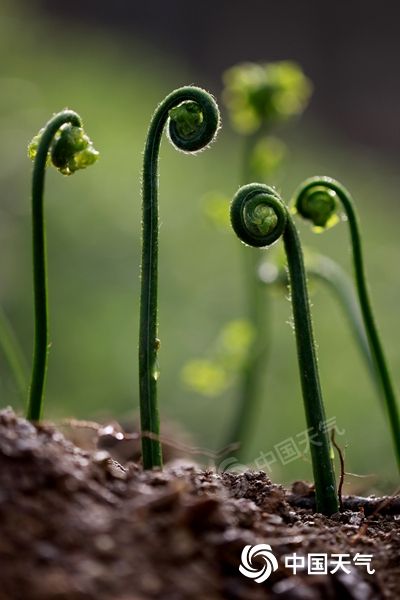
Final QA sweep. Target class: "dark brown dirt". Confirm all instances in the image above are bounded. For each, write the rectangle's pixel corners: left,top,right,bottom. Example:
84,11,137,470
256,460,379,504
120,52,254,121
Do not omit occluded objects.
0,408,399,600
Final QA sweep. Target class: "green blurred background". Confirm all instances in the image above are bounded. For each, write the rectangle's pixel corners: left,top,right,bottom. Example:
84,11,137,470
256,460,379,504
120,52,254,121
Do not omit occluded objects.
1,0,399,490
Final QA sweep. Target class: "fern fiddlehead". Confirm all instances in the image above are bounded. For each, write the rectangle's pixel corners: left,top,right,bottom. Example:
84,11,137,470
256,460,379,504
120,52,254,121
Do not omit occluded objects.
27,110,98,420
231,183,339,515
293,176,400,471
140,86,220,469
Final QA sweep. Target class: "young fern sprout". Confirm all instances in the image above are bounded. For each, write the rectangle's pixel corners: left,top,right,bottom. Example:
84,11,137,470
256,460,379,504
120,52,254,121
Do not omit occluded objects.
230,183,339,515
140,86,220,470
27,110,99,421
225,252,378,477
293,176,400,471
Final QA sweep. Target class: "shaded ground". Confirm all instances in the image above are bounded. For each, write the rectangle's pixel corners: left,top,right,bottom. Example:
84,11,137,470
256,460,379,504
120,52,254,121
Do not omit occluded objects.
0,409,399,599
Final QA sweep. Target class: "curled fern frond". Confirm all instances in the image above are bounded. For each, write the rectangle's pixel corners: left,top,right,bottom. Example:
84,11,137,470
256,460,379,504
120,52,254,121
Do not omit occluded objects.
294,182,340,230
27,110,98,421
230,183,339,515
230,183,287,247
139,86,220,469
293,176,400,472
28,115,98,175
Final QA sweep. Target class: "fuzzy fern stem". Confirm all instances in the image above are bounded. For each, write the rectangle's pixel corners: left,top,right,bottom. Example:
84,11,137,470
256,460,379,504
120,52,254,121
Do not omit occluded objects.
262,254,378,393
307,255,378,391
230,183,339,515
293,176,400,472
140,87,220,469
27,110,98,420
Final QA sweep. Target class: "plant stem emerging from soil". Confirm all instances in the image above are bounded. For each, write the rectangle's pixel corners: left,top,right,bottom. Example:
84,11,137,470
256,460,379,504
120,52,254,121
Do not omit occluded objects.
27,111,98,421
230,183,339,515
140,87,220,469
293,176,400,473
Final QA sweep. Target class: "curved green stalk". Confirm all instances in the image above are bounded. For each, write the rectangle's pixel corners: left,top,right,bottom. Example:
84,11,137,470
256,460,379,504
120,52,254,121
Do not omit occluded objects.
27,110,98,421
293,177,400,472
267,254,378,392
0,306,28,399
231,183,339,515
307,255,378,391
140,87,220,469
